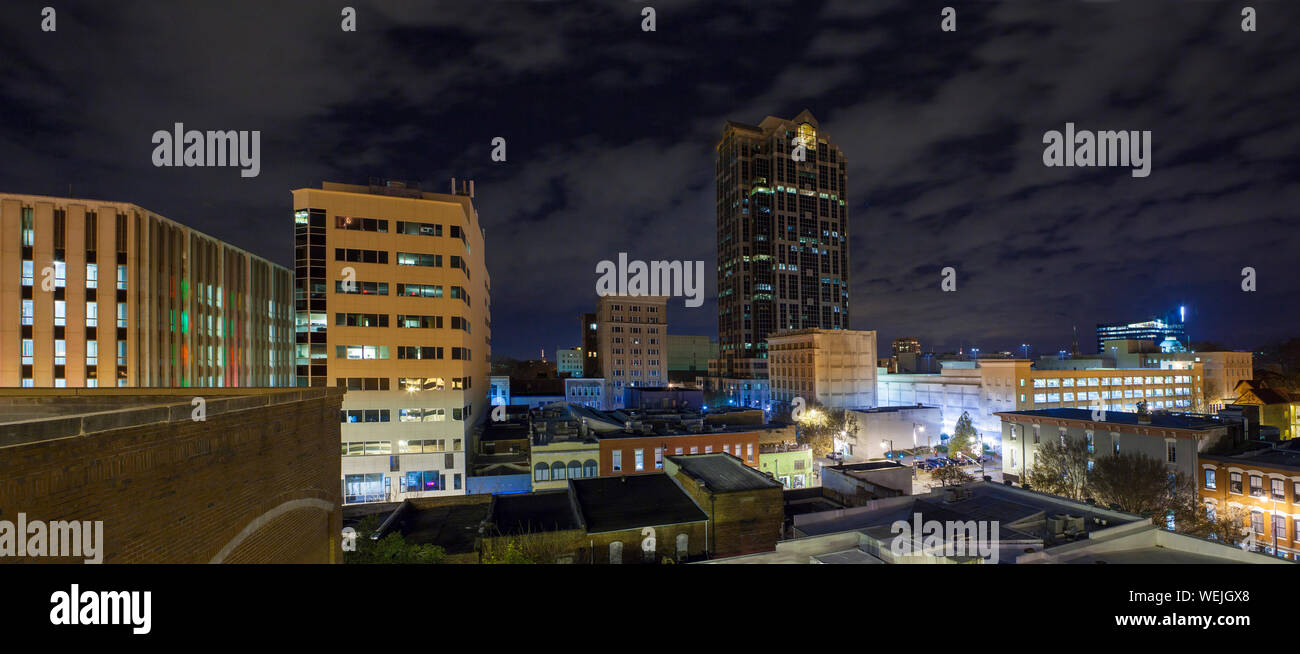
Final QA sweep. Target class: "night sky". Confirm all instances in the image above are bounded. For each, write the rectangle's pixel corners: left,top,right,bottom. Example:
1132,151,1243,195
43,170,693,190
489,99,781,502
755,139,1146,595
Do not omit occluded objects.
2,1,1297,359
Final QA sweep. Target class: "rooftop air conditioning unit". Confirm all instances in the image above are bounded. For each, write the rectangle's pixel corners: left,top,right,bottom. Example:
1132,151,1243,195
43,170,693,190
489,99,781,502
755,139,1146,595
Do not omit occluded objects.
1046,514,1067,536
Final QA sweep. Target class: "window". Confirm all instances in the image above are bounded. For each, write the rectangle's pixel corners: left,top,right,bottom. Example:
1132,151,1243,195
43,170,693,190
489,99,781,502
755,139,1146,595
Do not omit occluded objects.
343,473,387,504
609,541,623,565
1250,475,1264,497
634,448,644,472
85,301,96,327
583,460,598,478
54,301,66,326
1272,478,1285,501
612,450,623,472
396,252,442,267
1273,514,1287,541
747,443,754,461
1251,511,1265,534
534,463,549,482
551,462,567,481
21,300,33,326
86,263,97,288
1204,468,1216,490
568,460,582,479
403,471,441,493
655,448,663,470
1166,441,1176,464
1229,472,1243,494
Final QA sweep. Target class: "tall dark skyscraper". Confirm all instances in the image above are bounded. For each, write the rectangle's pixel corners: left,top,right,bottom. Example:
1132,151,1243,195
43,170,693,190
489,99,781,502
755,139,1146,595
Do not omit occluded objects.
715,110,849,377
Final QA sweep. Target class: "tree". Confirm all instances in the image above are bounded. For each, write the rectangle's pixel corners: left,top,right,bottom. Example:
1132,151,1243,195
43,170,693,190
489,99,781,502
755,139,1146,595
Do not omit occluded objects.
947,411,979,459
933,465,975,487
345,516,447,564
1090,452,1197,525
1184,504,1253,547
1024,438,1091,501
794,402,859,458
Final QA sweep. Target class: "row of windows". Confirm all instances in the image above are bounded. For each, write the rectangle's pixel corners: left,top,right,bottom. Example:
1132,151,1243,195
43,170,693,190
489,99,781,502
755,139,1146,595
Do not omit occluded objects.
340,439,463,455
535,460,599,482
332,216,449,238
1206,469,1300,501
1030,375,1193,388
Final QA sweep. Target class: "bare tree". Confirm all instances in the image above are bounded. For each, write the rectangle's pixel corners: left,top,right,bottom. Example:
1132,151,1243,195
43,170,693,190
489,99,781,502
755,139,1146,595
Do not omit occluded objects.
1025,438,1091,501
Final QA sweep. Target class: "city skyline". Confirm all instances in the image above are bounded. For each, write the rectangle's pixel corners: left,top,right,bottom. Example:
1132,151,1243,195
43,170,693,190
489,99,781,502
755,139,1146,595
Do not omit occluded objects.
2,1,1297,360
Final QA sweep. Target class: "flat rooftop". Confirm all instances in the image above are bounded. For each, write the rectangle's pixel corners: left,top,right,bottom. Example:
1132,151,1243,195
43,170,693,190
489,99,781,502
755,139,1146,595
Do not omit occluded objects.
995,408,1227,431
570,474,708,534
667,453,783,493
0,388,343,448
487,491,581,536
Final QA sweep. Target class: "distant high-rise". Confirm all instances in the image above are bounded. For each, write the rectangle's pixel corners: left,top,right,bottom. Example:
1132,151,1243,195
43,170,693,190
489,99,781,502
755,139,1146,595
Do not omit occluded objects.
1096,308,1186,353
892,337,921,355
715,110,849,378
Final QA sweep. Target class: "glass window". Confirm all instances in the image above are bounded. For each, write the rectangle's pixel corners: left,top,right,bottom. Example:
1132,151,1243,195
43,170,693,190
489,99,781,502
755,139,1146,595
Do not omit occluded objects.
534,463,548,482
1204,468,1216,490
583,460,598,478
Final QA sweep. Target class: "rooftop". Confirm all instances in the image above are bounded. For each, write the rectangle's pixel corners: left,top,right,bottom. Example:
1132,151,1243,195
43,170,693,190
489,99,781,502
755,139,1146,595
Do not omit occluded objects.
667,453,783,493
995,408,1228,431
570,474,708,534
0,387,342,448
487,491,581,536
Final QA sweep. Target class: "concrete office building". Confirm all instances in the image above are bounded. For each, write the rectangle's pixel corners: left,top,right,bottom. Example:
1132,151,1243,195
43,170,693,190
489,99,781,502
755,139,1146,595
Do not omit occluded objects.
595,295,667,408
0,193,293,389
1047,338,1252,411
768,328,877,410
556,346,583,377
292,180,491,504
715,110,850,385
877,358,1206,446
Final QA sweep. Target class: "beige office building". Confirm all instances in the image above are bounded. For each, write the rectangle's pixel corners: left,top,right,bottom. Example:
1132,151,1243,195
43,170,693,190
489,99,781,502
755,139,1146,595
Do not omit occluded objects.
768,328,877,409
595,295,667,408
0,193,292,389
292,180,491,504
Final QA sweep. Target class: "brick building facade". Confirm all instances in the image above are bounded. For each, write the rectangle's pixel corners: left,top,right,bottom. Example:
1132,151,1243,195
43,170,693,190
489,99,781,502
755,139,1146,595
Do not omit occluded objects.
0,387,344,563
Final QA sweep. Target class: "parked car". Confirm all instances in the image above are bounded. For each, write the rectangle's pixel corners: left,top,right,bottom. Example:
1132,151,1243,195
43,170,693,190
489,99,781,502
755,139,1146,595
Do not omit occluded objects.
827,451,844,462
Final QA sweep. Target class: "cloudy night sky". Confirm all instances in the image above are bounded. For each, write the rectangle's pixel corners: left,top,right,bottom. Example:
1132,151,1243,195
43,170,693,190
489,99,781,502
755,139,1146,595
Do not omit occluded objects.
1,0,1297,359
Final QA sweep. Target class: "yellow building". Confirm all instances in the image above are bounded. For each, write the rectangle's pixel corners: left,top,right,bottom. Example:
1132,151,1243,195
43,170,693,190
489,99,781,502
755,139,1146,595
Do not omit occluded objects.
1233,381,1300,440
292,180,491,504
0,193,292,388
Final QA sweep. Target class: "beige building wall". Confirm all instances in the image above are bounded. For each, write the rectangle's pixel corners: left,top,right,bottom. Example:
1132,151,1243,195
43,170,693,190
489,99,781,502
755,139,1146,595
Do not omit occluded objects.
292,181,491,503
768,328,877,409
0,193,292,389
595,295,667,408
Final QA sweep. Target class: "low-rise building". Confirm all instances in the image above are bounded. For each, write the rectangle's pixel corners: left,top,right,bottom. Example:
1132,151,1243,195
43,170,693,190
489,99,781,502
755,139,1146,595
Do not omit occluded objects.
1199,443,1300,560
481,474,710,563
822,461,914,502
995,408,1234,485
703,482,1289,564
664,453,785,557
758,443,815,489
565,377,608,410
1233,381,1300,441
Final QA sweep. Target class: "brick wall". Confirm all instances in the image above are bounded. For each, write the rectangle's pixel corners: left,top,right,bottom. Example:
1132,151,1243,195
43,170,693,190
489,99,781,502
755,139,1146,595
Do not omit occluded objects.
0,388,344,564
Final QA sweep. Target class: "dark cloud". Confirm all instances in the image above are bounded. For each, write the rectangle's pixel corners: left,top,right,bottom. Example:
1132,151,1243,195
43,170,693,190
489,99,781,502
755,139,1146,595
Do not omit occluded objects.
0,0,1296,359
